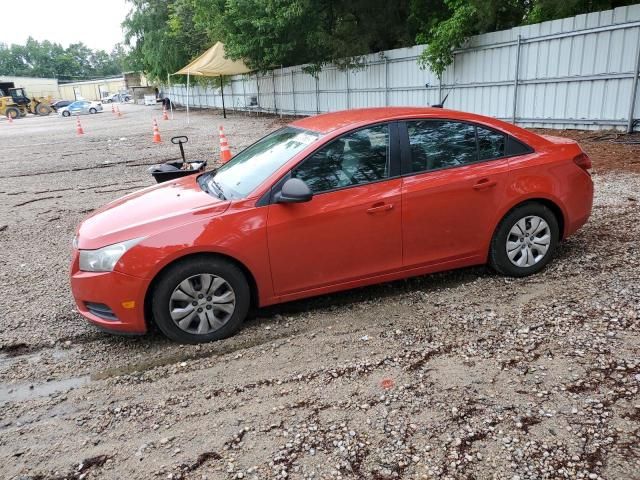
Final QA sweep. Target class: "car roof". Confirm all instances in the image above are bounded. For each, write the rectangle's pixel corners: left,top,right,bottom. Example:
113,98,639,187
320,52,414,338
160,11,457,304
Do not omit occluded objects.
289,107,468,134
288,107,547,147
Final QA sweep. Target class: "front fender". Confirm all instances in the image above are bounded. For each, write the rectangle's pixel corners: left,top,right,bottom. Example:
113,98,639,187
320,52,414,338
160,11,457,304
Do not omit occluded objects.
115,203,274,306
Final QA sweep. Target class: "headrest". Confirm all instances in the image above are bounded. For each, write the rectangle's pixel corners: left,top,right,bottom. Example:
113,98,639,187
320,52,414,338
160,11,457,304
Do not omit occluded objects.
348,135,372,154
325,139,345,157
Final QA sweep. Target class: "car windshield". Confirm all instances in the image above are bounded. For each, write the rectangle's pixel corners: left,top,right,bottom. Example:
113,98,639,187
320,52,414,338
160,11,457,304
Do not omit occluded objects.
199,127,320,200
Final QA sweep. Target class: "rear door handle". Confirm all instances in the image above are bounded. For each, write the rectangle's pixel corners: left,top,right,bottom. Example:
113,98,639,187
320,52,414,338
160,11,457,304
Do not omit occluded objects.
366,203,394,214
473,178,497,190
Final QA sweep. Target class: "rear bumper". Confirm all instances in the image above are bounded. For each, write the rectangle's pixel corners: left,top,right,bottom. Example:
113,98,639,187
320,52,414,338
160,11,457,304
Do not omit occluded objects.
70,263,148,334
563,172,594,238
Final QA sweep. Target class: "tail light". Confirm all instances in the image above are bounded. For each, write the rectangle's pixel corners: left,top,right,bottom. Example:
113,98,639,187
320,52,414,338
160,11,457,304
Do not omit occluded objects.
573,152,592,173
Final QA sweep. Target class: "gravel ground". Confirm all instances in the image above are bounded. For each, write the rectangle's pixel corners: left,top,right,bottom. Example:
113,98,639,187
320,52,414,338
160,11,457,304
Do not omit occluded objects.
0,105,638,480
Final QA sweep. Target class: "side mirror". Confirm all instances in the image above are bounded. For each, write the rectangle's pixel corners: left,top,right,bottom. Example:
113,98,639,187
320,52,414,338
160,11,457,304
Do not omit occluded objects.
275,178,313,203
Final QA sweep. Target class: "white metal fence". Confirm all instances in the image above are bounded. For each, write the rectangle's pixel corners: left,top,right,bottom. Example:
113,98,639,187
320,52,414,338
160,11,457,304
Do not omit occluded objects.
165,4,640,132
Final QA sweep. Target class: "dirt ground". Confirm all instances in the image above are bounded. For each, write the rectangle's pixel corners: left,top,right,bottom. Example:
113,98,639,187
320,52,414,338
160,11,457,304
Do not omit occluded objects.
0,105,639,480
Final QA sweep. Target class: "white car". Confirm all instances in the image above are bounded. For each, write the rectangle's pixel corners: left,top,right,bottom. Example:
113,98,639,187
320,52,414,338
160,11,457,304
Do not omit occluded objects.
103,93,131,103
58,101,104,117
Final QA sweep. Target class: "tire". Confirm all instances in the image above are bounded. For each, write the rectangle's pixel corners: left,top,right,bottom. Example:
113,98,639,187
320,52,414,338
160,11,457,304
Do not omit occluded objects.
151,257,250,344
5,107,20,119
489,202,559,277
89,108,97,114
35,103,52,116
106,99,112,103
62,110,71,117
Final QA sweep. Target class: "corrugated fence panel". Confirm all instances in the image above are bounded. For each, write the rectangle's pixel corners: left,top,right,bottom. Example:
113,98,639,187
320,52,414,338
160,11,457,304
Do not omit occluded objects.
167,4,640,131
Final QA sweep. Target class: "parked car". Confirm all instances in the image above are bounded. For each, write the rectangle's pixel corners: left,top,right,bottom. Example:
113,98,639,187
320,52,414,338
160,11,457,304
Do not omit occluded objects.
103,93,131,103
50,99,73,111
70,107,593,344
58,100,103,116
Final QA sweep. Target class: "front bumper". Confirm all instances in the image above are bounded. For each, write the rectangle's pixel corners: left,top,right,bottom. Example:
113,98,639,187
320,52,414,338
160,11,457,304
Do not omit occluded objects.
70,260,148,334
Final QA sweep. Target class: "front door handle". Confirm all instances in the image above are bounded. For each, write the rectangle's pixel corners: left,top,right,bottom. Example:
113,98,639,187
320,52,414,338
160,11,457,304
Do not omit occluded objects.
473,178,497,190
366,203,394,214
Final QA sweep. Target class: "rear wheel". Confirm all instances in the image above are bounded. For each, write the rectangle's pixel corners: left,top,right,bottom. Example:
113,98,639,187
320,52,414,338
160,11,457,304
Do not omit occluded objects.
5,107,20,119
489,203,559,277
151,257,250,344
35,103,52,116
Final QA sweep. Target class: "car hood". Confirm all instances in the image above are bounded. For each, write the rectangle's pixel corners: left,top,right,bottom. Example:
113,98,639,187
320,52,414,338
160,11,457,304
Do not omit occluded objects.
77,174,229,249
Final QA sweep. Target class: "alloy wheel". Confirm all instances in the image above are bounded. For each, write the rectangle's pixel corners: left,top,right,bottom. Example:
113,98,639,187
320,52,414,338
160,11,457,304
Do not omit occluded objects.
506,215,551,267
169,274,236,335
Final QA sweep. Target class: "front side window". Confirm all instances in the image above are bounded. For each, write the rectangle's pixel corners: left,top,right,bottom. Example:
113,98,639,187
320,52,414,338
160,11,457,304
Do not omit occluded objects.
292,124,390,194
407,120,476,173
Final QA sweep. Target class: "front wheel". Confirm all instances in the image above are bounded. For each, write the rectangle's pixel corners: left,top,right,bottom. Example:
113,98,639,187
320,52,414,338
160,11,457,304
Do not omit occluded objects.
62,110,71,117
489,203,559,277
35,103,52,115
5,107,20,119
89,108,97,114
151,257,250,344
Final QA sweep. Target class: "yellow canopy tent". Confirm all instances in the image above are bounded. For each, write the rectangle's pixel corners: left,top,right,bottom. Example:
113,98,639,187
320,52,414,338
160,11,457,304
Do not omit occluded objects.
173,42,251,120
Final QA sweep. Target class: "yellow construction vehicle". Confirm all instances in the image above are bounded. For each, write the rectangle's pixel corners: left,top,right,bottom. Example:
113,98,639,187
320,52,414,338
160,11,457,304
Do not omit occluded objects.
0,87,53,119
0,94,23,119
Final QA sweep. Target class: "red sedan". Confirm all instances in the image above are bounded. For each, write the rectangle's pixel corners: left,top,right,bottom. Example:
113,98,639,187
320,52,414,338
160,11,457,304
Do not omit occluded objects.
70,108,593,343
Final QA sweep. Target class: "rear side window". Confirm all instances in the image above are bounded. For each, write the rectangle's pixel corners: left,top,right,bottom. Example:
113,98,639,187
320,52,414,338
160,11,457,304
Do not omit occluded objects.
506,136,532,156
406,120,532,174
407,121,476,173
477,126,505,160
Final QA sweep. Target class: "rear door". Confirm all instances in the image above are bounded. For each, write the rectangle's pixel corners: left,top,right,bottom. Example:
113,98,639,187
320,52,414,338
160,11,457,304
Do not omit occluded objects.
266,123,403,296
400,120,512,268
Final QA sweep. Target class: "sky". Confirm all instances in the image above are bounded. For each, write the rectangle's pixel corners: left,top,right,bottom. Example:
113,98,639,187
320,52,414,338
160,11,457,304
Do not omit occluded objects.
1,0,130,51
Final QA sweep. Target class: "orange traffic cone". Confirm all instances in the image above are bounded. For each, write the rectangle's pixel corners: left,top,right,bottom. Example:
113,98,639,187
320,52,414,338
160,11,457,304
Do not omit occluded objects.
76,117,84,136
116,106,122,118
218,126,232,163
162,106,169,120
111,103,115,114
152,118,161,143
7,114,13,124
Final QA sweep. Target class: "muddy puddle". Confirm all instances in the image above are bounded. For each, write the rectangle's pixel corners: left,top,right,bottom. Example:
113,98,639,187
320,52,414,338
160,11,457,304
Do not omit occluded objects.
92,326,306,380
0,347,88,405
0,375,90,405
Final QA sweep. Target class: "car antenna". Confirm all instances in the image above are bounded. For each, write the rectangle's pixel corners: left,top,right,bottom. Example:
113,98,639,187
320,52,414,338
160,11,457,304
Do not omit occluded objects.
432,92,449,109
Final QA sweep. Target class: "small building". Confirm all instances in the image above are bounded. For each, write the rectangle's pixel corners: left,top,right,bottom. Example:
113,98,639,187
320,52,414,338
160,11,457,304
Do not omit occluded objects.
58,73,151,101
58,76,127,101
0,76,59,98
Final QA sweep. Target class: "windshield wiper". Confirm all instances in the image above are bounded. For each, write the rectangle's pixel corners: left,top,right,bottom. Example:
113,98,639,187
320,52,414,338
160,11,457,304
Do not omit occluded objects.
208,177,227,200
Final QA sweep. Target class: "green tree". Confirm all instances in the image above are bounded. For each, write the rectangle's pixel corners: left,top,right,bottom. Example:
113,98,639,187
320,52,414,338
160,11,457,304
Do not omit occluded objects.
123,0,210,81
221,0,417,71
527,0,634,23
122,0,639,82
0,37,126,80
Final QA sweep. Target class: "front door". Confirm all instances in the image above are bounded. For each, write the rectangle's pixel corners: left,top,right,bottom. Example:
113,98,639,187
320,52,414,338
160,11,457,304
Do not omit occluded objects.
267,123,403,296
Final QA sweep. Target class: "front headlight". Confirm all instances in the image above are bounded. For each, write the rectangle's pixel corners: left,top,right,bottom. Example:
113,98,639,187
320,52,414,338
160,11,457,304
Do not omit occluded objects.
79,237,144,272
